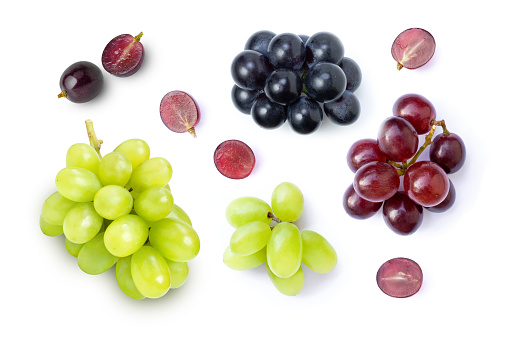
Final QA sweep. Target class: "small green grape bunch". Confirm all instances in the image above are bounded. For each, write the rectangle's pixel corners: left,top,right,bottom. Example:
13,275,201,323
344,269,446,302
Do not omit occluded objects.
40,120,200,300
223,182,337,296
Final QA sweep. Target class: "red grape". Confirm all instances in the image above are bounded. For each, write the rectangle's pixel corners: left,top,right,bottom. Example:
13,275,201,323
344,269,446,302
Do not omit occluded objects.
346,138,386,173
214,140,255,179
343,184,382,220
425,179,455,213
58,61,104,103
382,191,423,235
403,161,449,207
393,93,436,134
353,161,400,202
102,32,144,77
429,133,466,174
391,28,435,70
376,257,423,298
377,116,419,162
160,91,200,137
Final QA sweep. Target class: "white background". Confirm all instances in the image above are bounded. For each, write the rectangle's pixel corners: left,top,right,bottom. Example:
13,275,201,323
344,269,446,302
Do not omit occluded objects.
1,0,508,337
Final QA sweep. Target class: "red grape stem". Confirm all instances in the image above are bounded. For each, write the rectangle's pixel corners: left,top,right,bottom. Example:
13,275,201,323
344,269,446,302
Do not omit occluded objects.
134,32,143,41
85,119,103,159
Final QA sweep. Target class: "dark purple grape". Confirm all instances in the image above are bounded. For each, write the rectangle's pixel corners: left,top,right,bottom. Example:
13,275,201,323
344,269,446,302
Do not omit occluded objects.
403,161,449,207
393,93,436,134
244,30,276,58
102,32,144,77
267,33,305,70
346,139,387,173
250,94,287,129
377,258,423,298
429,133,466,174
298,34,309,44
339,57,362,92
425,179,455,213
231,85,260,114
343,184,382,219
304,62,346,103
231,50,273,90
353,161,400,202
323,90,360,125
58,61,104,103
305,32,344,67
382,191,423,235
264,69,302,105
287,97,323,134
377,116,419,162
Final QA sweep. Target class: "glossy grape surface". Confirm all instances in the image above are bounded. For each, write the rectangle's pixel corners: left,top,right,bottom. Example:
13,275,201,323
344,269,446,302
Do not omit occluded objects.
223,246,266,271
271,182,304,222
214,139,255,179
353,161,400,202
267,222,302,278
230,221,271,256
225,197,272,228
264,69,302,105
343,184,382,219
346,139,387,173
377,116,419,162
251,94,287,129
300,230,337,274
339,57,362,92
425,179,456,213
304,62,346,103
305,31,344,67
232,85,260,114
149,218,200,262
131,245,171,298
113,139,150,169
429,133,466,174
403,161,449,207
287,96,323,134
323,90,360,125
58,61,103,103
391,28,435,70
66,143,100,174
376,257,423,298
382,191,423,235
267,33,305,70
231,50,273,90
393,93,436,134
244,30,276,58
266,263,304,296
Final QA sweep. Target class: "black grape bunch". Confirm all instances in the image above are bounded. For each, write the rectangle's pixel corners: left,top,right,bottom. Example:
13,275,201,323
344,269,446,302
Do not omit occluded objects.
231,31,362,135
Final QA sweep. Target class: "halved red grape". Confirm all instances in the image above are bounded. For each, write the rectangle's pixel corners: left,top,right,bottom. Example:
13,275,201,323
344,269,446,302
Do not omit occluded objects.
382,191,423,235
214,140,255,179
393,93,436,134
376,257,423,298
102,32,144,77
425,179,456,213
429,133,466,174
392,28,435,70
58,61,104,103
160,91,200,137
403,161,449,207
343,184,382,220
353,161,400,202
377,116,419,162
346,138,386,173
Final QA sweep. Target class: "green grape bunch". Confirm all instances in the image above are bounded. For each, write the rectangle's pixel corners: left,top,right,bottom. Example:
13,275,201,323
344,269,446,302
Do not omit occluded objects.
223,182,337,296
40,120,200,300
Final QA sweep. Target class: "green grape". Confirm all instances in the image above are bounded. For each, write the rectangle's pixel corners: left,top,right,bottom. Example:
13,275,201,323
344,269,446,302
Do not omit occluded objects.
129,157,172,192
116,256,145,300
55,167,102,202
223,246,266,270
39,215,63,237
271,182,304,222
77,232,118,275
225,197,272,228
104,214,148,257
66,143,100,174
267,222,302,278
134,186,174,221
97,152,132,187
131,245,171,298
65,237,84,257
114,139,150,169
165,259,189,289
41,191,77,225
94,185,133,220
167,203,192,226
301,230,337,274
63,202,103,244
230,221,272,256
266,263,305,296
149,218,200,262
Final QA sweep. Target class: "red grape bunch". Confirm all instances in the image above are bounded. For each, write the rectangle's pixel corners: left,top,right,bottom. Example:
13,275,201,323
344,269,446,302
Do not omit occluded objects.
343,93,466,235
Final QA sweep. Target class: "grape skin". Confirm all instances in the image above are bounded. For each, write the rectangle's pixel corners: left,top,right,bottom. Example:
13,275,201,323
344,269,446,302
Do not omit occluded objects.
267,222,302,278
403,161,449,207
353,161,400,203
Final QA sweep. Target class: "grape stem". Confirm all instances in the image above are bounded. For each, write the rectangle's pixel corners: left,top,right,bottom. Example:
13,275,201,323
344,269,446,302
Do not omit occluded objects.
268,212,282,227
134,32,143,42
85,119,103,159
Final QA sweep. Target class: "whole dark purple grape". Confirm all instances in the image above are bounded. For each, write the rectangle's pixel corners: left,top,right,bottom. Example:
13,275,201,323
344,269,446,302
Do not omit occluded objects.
305,32,344,67
339,57,362,92
304,62,346,103
264,69,302,105
267,33,306,70
58,61,104,103
244,30,276,58
251,93,287,129
287,96,323,134
231,50,273,90
323,90,360,125
231,85,260,114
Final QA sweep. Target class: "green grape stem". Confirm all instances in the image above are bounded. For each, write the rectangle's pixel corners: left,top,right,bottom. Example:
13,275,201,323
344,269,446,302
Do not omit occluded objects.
134,32,143,41
85,119,103,159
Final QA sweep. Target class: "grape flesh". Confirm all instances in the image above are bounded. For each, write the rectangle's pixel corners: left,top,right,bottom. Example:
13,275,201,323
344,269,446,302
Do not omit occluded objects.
244,30,276,58
287,96,323,134
149,218,200,262
429,133,466,174
214,139,255,179
223,245,266,271
305,31,344,67
104,214,149,257
304,62,346,103
403,161,449,207
231,85,260,114
160,91,200,137
266,263,304,296
353,161,400,202
58,61,103,103
131,245,171,299
382,191,423,235
231,50,273,90
323,90,360,125
225,197,272,228
101,33,144,77
346,139,386,173
267,33,306,70
271,182,304,222
339,57,362,92
377,116,419,162
267,222,302,278
230,221,271,256
376,257,423,298
392,28,435,70
250,94,287,129
300,230,337,273
343,184,382,220
393,93,436,134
